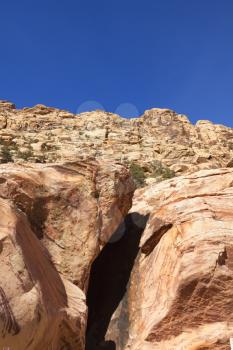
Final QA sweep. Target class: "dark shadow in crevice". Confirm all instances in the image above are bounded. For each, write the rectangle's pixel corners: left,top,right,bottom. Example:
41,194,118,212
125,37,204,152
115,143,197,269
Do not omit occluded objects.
85,212,149,350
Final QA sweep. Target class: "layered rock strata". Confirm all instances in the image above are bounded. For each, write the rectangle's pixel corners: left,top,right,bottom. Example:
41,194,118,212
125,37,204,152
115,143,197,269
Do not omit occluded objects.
110,168,233,350
0,160,134,350
1,101,233,175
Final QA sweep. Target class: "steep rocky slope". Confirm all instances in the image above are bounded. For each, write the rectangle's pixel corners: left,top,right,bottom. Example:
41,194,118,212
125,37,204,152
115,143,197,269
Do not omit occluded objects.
1,101,233,177
0,161,134,350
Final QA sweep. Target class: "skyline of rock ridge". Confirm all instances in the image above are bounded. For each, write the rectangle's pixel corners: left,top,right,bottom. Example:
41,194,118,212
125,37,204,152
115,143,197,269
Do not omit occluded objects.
0,100,233,179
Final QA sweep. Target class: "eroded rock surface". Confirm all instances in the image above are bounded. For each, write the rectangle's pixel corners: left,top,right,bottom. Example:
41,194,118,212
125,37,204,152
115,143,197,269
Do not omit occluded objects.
1,101,233,176
0,160,134,350
2,99,233,349
103,168,233,350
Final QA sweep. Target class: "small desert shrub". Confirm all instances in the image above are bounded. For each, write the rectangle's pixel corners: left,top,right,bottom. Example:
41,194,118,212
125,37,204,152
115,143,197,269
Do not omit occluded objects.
129,162,146,188
0,145,13,163
43,144,59,151
35,154,47,163
151,160,175,180
17,146,34,161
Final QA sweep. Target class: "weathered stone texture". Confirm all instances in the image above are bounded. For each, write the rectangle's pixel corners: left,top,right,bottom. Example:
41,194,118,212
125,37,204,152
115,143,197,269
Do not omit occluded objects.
1,101,233,176
0,161,134,350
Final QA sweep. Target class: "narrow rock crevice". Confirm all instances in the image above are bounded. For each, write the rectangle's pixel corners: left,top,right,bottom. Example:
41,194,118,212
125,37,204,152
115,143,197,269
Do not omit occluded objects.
85,213,149,350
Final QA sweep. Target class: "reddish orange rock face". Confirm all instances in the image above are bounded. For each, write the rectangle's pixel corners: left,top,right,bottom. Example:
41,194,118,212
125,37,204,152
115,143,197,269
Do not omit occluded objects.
123,168,233,350
101,169,233,350
0,161,134,350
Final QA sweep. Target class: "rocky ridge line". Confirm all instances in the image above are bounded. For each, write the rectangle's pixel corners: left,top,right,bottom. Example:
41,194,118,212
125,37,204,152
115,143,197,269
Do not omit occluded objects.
0,101,233,181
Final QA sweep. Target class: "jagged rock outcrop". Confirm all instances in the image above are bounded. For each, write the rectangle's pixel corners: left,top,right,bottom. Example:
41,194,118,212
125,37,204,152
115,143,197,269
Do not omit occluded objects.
104,168,233,350
0,160,134,350
1,101,233,177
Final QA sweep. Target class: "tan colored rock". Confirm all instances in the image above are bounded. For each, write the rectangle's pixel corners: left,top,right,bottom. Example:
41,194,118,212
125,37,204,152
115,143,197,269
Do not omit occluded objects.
0,115,7,129
119,168,233,350
1,101,233,177
0,197,86,350
0,160,134,349
0,100,16,110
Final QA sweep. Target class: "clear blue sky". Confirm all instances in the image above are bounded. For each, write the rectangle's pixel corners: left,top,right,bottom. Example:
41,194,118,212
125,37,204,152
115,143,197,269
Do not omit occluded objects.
1,0,233,125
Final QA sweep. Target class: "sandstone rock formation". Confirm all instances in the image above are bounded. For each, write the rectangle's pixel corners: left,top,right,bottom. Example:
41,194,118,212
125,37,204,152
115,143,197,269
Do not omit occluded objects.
1,100,233,177
2,99,233,350
102,168,233,350
0,160,134,350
